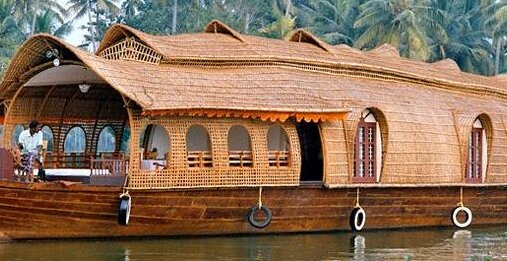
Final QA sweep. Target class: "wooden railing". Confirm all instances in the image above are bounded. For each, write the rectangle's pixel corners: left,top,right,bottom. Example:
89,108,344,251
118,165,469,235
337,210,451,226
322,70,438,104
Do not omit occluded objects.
229,150,253,167
187,151,213,167
89,155,128,186
90,157,128,176
44,152,126,169
44,152,92,168
268,150,290,167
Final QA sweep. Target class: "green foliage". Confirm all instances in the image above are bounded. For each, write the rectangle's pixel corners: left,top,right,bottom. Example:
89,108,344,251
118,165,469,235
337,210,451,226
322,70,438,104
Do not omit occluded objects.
297,0,365,45
0,0,25,78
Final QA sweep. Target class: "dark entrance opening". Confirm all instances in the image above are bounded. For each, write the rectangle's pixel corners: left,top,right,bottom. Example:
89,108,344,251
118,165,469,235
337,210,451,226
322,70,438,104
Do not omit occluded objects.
296,122,323,182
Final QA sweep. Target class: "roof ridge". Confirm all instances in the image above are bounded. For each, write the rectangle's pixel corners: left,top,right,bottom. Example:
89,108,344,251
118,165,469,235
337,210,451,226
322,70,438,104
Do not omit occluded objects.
287,29,332,53
204,20,245,42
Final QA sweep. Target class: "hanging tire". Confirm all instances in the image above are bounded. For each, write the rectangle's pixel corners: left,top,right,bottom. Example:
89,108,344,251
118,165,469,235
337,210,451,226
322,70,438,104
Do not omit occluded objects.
118,195,131,225
247,205,272,229
451,206,472,228
349,207,366,231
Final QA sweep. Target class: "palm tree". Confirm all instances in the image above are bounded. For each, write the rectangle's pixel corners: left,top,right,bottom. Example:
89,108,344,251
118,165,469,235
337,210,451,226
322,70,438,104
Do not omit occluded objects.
11,0,65,36
67,0,120,51
0,0,25,77
121,0,143,19
260,0,296,39
353,0,431,61
297,0,365,45
422,0,493,74
34,8,72,38
484,0,507,74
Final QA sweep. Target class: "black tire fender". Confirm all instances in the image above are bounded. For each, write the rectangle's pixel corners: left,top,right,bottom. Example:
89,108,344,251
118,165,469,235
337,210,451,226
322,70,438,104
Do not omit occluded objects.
349,207,366,231
247,205,272,229
451,206,472,228
118,195,131,225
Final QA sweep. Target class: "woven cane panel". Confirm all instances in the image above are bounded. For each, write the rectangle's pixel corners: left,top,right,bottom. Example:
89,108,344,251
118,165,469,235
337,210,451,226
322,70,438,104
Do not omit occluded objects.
326,89,463,185
98,38,162,65
127,112,300,189
381,104,460,184
321,121,349,185
484,115,507,183
318,79,507,185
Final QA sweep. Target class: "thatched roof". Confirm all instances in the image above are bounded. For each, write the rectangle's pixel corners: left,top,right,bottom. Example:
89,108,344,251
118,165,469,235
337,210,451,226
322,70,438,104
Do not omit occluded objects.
1,20,506,122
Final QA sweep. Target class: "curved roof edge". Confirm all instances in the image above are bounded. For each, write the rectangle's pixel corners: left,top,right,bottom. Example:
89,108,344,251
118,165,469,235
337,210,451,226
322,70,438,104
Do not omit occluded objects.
97,23,164,55
287,29,332,53
494,73,507,84
0,34,148,108
204,19,245,42
432,58,461,71
369,43,401,57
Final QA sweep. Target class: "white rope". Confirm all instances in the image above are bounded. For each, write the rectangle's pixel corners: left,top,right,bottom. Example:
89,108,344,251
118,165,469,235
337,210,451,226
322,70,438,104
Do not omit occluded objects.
258,187,263,208
355,187,361,208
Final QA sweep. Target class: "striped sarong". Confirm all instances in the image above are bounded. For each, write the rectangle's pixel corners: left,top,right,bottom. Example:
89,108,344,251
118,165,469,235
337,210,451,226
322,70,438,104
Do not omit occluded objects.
19,152,37,173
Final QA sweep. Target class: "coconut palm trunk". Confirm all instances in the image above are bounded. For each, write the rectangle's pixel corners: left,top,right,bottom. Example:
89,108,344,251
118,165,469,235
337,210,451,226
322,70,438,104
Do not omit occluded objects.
171,0,177,34
495,38,502,75
30,0,38,35
285,0,291,17
87,0,96,51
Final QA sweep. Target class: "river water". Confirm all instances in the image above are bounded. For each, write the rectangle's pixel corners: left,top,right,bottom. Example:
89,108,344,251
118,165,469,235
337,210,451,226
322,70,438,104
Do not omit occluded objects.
1,226,506,260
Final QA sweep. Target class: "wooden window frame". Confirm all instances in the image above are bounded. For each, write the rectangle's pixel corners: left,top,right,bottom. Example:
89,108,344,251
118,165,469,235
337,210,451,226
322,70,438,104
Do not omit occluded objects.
353,118,377,183
267,125,291,168
229,150,253,167
268,150,290,167
187,151,213,168
465,127,482,183
186,125,213,168
228,126,253,168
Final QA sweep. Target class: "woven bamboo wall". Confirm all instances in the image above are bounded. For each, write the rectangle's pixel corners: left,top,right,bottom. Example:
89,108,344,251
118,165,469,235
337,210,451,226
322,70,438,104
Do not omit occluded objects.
320,75,507,186
127,111,301,189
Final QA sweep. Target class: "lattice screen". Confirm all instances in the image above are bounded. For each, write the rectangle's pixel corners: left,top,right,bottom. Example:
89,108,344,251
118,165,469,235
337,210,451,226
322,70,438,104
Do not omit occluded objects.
98,38,162,65
127,111,301,189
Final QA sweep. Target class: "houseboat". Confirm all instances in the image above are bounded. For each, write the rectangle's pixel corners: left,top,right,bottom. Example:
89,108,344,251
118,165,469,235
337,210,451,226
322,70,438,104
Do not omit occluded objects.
1,20,507,241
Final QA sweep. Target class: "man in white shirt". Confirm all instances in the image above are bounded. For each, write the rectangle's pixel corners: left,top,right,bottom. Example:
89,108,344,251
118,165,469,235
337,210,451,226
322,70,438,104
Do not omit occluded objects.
18,120,45,181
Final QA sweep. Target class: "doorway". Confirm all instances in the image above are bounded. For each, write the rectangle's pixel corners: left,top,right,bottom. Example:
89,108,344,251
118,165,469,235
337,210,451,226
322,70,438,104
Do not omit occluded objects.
296,122,323,182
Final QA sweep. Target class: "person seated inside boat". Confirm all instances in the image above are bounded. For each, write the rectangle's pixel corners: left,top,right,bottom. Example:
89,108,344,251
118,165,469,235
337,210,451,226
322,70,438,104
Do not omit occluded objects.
145,147,158,160
18,120,45,181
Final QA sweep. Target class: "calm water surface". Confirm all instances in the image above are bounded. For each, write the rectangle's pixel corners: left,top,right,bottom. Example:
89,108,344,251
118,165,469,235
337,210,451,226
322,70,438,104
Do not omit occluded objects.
1,227,507,260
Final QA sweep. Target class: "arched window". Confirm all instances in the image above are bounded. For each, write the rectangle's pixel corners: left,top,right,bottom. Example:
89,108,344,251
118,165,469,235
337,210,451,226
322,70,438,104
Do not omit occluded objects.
12,124,24,147
42,126,54,152
228,125,253,167
353,109,382,183
140,124,170,170
186,125,212,167
64,126,86,153
466,118,488,183
267,125,290,167
97,126,116,154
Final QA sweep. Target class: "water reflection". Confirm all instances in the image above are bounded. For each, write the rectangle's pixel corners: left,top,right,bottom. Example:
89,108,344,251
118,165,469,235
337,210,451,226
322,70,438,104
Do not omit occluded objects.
1,227,507,260
452,230,472,260
349,235,365,260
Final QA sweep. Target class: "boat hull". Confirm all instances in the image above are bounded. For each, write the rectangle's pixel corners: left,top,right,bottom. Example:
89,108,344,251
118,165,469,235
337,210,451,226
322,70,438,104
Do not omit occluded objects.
1,180,506,240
